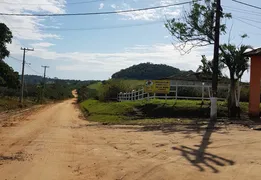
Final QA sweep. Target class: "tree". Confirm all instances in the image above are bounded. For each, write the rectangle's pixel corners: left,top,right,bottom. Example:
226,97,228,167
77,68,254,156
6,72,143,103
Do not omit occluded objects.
165,0,231,53
0,23,19,89
0,60,20,89
220,44,251,117
165,0,232,119
0,23,13,60
197,55,224,77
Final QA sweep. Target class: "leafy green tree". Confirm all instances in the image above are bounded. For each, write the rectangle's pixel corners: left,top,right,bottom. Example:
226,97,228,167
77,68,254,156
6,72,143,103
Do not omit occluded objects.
220,44,251,117
0,23,13,60
0,60,20,89
196,55,224,78
0,23,19,89
165,0,231,53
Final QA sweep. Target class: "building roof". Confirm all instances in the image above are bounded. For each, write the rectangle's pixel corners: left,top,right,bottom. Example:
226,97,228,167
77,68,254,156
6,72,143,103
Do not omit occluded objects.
162,71,230,84
245,48,261,57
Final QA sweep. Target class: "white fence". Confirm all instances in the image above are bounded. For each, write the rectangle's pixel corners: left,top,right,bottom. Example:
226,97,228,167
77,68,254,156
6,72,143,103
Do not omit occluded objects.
118,83,230,102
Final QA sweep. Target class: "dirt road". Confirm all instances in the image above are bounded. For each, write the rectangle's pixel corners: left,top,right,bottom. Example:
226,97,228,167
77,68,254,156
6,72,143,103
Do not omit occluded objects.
0,98,261,180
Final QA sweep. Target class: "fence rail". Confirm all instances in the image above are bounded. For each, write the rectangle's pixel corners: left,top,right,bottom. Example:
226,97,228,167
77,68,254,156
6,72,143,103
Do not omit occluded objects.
118,83,230,102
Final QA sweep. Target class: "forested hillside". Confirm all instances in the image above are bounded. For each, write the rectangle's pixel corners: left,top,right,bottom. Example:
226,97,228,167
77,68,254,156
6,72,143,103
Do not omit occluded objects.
111,63,181,80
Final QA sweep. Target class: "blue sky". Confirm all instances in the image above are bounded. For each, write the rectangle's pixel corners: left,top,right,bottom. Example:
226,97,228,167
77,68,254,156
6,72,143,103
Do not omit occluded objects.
1,0,260,81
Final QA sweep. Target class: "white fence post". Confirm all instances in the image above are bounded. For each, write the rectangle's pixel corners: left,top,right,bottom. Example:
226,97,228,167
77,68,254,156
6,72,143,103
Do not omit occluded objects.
119,83,228,102
175,82,178,100
202,83,205,101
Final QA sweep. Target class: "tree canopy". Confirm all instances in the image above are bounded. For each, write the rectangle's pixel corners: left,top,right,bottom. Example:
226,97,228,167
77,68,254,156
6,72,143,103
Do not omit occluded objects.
0,60,20,89
165,0,231,53
111,63,181,80
0,23,13,60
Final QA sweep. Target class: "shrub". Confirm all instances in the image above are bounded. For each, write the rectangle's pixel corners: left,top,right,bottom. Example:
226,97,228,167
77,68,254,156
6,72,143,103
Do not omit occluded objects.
98,80,129,101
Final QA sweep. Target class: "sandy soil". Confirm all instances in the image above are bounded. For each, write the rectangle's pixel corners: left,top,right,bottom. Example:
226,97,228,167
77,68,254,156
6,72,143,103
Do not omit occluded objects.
0,98,261,180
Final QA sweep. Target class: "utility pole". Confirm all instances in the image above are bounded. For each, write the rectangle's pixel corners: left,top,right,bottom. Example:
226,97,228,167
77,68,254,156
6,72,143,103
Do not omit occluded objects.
41,65,50,101
20,47,34,104
211,0,221,120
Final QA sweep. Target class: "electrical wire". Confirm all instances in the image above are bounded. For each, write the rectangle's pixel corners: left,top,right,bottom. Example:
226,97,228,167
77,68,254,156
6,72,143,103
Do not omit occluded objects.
234,17,261,30
0,0,104,6
0,0,200,17
8,56,22,63
9,55,42,75
232,0,261,10
233,16,261,24
0,15,29,47
223,6,261,16
26,64,42,75
9,20,164,31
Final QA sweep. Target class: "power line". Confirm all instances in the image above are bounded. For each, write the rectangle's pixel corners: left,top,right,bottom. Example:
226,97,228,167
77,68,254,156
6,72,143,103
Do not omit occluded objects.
232,0,261,10
223,6,261,16
8,56,22,63
234,17,261,30
9,21,164,31
0,15,28,47
233,16,261,24
27,64,42,75
0,0,200,17
0,0,104,6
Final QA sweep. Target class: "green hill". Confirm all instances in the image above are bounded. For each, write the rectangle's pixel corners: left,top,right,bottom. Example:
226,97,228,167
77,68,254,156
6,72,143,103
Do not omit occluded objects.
111,62,181,80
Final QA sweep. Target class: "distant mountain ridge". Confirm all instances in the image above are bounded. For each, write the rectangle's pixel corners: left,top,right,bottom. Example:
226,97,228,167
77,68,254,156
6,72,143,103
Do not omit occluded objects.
20,75,95,85
112,62,183,80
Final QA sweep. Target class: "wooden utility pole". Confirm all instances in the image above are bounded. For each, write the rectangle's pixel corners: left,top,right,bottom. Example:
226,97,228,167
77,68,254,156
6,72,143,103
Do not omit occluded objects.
210,0,221,120
41,65,49,101
20,47,34,104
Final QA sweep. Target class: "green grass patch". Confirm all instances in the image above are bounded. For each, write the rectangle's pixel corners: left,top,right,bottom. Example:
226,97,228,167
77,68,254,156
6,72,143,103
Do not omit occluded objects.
80,99,251,125
88,82,102,90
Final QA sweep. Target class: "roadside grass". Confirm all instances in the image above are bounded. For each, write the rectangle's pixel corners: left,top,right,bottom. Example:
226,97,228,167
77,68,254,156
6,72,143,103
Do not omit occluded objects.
0,97,36,112
88,82,102,90
80,99,251,125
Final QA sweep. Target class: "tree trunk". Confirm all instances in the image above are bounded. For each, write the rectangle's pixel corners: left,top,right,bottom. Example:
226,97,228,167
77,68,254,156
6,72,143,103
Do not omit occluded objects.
229,79,237,117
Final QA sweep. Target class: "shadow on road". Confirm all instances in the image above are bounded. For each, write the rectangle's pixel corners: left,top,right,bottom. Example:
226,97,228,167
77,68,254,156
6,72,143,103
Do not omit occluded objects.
171,119,235,173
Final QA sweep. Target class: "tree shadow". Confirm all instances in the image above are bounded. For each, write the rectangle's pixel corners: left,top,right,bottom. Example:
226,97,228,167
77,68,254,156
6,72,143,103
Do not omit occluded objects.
171,119,235,173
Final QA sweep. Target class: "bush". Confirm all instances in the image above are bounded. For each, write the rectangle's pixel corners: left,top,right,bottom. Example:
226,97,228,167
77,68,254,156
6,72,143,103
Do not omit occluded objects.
98,80,129,101
77,85,98,102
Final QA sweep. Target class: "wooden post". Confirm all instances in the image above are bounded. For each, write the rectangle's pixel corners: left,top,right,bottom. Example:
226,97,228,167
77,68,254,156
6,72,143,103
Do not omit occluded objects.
154,93,156,99
138,90,140,100
147,93,150,101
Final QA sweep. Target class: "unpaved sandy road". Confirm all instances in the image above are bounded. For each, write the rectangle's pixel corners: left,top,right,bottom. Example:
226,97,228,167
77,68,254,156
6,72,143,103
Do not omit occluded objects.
0,98,261,180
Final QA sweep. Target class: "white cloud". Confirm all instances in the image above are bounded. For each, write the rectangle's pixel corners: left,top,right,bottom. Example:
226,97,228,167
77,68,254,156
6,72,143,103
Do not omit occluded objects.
0,0,65,41
30,42,55,48
114,0,181,21
99,3,104,10
8,42,210,75
111,4,117,9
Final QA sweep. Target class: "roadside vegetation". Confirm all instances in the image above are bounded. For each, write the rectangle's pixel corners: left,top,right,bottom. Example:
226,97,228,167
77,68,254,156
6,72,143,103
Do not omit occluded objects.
80,99,251,125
